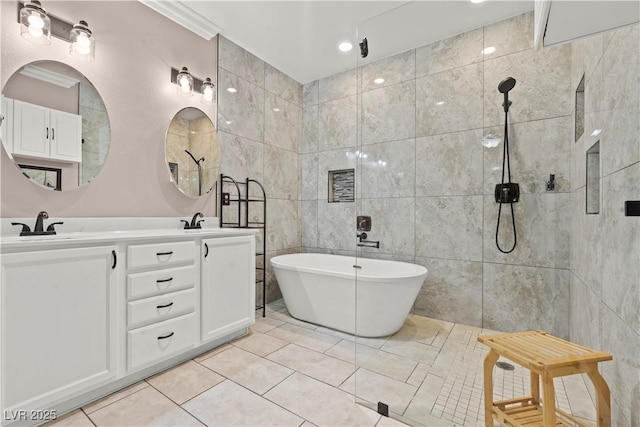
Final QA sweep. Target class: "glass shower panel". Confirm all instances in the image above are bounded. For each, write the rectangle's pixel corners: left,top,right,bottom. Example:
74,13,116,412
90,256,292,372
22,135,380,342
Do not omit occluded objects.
353,3,458,425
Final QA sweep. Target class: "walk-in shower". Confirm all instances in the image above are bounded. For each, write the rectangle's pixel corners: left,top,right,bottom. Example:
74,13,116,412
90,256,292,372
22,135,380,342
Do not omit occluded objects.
495,76,519,254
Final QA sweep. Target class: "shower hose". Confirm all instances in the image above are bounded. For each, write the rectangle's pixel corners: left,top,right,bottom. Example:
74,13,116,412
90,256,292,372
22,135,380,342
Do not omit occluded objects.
496,110,517,254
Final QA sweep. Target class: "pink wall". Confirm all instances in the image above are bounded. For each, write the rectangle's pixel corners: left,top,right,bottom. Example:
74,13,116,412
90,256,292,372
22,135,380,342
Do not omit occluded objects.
1,1,218,218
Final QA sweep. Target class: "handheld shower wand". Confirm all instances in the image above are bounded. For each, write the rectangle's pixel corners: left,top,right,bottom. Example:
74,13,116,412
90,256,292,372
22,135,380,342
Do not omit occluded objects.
185,149,205,196
495,77,519,254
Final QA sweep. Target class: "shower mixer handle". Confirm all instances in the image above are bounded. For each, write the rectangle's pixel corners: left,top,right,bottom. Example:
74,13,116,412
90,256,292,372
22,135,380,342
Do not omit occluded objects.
357,232,380,249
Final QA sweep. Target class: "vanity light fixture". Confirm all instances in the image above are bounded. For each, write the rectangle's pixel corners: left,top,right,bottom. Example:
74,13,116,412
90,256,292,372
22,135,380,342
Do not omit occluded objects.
19,0,51,45
176,67,194,96
69,21,95,61
201,77,215,105
19,2,98,60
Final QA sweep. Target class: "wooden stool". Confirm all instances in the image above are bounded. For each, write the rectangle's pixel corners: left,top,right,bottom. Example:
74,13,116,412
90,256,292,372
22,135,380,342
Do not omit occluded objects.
477,330,612,427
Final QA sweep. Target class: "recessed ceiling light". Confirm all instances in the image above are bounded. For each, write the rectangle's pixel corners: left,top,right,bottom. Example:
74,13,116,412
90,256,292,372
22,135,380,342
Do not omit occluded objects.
273,108,280,112
483,46,496,55
591,129,602,136
436,101,445,106
470,0,485,3
337,41,353,52
374,78,385,84
227,87,237,93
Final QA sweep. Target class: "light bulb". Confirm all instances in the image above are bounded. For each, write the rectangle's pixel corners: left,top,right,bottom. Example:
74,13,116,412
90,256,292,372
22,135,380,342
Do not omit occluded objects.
74,41,90,55
28,11,45,29
203,86,214,101
76,33,91,47
29,25,44,38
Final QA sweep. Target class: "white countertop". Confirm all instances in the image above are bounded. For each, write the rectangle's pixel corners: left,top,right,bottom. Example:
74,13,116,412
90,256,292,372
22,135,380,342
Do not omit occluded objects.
0,217,259,251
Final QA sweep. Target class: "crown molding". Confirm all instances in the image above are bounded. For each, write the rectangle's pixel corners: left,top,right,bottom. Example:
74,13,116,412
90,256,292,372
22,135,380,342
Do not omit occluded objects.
139,0,222,40
19,65,80,88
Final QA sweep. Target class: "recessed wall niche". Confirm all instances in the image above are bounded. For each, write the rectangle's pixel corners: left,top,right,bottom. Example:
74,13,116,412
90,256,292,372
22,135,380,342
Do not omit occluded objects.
575,74,585,142
328,169,354,202
586,141,600,214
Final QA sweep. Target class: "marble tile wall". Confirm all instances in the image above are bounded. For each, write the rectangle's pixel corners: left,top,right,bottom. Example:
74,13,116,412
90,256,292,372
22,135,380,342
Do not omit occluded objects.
569,24,639,427
217,36,303,303
301,12,573,339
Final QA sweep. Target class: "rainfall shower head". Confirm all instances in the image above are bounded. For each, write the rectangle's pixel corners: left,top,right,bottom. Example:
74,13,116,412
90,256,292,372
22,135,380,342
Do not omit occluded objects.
498,77,516,112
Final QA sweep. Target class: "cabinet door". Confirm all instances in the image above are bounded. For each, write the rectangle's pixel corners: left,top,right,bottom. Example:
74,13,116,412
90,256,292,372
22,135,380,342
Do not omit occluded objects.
201,236,255,343
1,96,13,157
49,109,82,162
12,99,50,158
0,246,118,415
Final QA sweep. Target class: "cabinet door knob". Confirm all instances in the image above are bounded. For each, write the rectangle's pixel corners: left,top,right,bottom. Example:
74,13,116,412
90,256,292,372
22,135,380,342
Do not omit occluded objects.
157,332,174,340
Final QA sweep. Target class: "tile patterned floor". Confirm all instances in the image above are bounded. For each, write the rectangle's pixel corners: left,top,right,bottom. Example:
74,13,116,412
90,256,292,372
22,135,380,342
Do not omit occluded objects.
47,299,597,427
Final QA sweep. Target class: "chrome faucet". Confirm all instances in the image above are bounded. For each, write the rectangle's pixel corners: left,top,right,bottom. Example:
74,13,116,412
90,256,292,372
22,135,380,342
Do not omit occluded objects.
11,211,63,236
181,212,204,229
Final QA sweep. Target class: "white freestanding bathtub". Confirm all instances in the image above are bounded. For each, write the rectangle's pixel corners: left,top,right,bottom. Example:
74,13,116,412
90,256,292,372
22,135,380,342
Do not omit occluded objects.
270,253,428,337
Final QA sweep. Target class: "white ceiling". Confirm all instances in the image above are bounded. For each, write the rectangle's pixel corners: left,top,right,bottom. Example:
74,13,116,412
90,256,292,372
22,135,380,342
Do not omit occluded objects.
145,1,534,84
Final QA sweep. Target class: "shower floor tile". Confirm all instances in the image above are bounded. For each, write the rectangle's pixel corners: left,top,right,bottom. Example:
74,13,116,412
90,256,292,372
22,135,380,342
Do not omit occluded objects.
48,299,596,427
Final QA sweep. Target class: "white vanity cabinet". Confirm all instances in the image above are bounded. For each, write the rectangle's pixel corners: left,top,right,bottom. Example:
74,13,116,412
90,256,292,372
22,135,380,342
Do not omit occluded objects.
11,99,82,163
0,246,118,417
0,225,256,426
201,236,255,343
125,240,198,371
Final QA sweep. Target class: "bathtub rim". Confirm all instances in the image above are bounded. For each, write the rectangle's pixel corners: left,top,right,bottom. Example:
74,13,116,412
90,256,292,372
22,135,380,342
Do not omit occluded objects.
270,253,428,283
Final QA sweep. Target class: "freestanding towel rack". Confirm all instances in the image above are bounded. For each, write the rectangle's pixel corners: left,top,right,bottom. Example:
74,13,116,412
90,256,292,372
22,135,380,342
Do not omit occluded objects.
219,174,267,317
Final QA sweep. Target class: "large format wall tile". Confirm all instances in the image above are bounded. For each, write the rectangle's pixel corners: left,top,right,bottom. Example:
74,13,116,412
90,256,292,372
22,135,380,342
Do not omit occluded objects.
483,193,571,269
361,81,415,144
572,190,603,295
483,44,571,127
264,145,298,200
600,304,640,426
360,198,415,257
571,32,603,90
267,199,299,251
602,25,639,112
302,105,319,153
602,105,639,176
416,63,483,137
264,93,298,152
483,117,572,194
301,200,318,248
219,132,264,184
265,64,300,105
303,80,319,107
415,196,483,261
601,163,640,333
219,36,264,87
416,129,483,196
415,27,483,77
414,257,483,327
318,96,357,151
360,139,415,199
218,68,265,142
318,69,357,104
317,201,356,251
483,263,569,338
482,12,534,60
569,274,601,351
301,153,318,201
361,50,415,92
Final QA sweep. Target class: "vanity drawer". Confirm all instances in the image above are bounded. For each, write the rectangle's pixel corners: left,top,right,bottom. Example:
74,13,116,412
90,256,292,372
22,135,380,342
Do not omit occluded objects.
127,241,195,270
128,312,196,371
127,265,195,300
127,288,195,329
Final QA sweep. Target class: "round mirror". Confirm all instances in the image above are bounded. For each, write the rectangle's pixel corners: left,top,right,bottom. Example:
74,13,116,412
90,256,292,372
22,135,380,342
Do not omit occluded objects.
165,107,220,197
1,60,110,191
